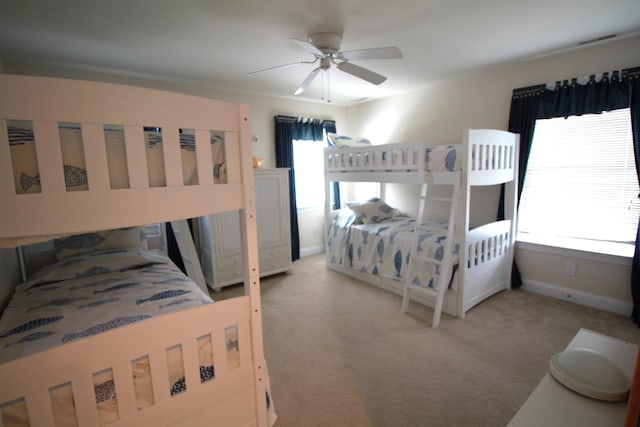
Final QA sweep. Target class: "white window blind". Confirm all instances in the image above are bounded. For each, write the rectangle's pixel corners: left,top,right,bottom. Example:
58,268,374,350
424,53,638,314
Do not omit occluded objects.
518,108,638,252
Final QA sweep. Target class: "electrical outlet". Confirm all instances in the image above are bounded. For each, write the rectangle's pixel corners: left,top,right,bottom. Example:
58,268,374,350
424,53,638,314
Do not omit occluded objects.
565,262,576,276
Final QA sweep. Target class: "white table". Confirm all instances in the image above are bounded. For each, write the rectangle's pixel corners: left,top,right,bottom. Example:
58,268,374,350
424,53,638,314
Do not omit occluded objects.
508,328,638,427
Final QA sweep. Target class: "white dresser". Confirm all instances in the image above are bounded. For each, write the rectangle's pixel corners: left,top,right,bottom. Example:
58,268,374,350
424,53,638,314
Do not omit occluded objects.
198,168,292,290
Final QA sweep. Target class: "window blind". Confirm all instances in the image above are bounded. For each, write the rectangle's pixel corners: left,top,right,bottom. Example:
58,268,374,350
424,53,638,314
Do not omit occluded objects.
518,108,638,246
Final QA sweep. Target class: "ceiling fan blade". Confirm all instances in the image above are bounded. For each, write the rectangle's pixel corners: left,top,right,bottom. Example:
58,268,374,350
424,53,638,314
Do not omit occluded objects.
290,37,325,57
338,46,402,61
337,62,387,85
248,60,316,76
294,68,320,95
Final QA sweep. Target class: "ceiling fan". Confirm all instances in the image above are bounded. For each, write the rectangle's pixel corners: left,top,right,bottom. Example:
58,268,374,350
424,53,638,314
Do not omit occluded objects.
249,32,402,97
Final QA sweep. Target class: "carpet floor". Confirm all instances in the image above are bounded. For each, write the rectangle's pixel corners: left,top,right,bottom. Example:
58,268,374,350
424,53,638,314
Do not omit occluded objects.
213,254,639,427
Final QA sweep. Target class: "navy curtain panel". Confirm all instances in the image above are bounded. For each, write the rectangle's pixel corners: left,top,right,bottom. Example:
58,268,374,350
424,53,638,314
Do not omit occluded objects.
498,84,547,289
629,69,640,326
506,66,640,325
275,115,337,261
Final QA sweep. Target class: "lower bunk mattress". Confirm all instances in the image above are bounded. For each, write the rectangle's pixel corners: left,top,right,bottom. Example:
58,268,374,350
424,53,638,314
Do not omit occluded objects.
326,209,459,291
0,247,275,426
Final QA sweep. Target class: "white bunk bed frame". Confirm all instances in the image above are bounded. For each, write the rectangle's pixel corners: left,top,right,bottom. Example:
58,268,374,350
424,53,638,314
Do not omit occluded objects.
0,75,269,426
324,129,519,322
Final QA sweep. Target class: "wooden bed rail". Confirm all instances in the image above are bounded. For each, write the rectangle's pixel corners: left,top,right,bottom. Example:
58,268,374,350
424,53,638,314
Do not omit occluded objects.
324,129,518,187
0,75,247,244
464,220,514,270
0,298,257,427
326,141,424,172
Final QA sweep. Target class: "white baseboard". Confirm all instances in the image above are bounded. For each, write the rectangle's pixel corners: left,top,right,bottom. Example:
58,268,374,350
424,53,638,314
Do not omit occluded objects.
521,278,633,317
300,245,324,258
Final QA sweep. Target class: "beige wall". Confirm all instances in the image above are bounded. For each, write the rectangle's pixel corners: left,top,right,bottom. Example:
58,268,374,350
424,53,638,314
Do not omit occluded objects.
343,34,640,313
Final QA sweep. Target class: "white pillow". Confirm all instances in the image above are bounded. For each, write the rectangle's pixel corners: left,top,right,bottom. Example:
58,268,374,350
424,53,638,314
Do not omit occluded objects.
327,133,371,148
347,198,396,224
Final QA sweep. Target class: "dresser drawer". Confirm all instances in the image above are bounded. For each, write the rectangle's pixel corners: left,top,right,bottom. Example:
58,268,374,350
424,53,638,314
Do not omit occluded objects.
258,245,292,274
214,255,244,284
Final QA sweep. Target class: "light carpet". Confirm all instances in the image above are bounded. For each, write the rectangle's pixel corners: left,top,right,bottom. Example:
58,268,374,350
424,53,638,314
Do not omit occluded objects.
213,254,639,427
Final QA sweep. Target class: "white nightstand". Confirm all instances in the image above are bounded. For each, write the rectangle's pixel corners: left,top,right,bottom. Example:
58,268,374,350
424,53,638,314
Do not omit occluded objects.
508,328,638,427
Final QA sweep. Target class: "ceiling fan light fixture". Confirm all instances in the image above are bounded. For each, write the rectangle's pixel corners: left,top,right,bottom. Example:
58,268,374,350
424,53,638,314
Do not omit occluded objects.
307,32,343,54
249,31,402,101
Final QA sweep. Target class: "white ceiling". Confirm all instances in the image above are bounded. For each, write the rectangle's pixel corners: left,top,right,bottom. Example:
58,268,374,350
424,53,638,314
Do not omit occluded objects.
1,0,639,106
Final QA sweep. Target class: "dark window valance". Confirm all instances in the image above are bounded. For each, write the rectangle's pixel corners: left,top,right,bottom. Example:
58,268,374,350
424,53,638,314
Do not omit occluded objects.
275,115,336,141
513,66,640,120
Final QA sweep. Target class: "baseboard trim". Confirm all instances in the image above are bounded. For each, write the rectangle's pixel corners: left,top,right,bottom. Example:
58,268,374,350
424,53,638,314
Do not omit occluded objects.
521,278,632,316
300,245,324,258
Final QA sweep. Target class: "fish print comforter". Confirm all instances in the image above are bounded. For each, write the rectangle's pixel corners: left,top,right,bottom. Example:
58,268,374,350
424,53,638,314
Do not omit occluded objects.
0,247,278,426
0,248,213,364
0,248,222,425
327,210,459,290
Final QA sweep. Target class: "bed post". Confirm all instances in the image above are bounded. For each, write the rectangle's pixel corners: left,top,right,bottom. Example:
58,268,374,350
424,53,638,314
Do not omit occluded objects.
456,130,473,319
505,134,520,290
324,148,332,260
236,104,269,426
169,220,207,293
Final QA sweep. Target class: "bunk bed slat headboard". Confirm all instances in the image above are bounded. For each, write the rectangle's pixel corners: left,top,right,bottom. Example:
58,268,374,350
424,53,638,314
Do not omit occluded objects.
82,123,111,191
0,74,250,246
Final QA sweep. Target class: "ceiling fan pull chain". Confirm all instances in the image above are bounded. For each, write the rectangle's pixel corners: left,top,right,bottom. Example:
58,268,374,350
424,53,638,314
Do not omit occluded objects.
327,69,331,103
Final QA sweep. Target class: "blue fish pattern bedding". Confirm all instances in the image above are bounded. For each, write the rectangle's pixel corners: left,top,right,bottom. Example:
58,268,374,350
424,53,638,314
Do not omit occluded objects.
0,248,280,427
0,248,213,364
327,211,459,290
0,248,221,424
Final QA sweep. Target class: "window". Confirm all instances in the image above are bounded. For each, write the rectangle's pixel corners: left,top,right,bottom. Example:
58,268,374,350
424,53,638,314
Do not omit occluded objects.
293,138,326,209
517,108,638,257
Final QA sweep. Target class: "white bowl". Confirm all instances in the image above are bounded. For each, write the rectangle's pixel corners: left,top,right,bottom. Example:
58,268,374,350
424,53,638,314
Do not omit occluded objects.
549,347,631,402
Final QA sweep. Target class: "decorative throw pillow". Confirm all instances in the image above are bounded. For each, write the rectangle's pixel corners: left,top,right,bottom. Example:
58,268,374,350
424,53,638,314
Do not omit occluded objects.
347,197,396,224
327,133,372,148
53,226,148,260
333,208,357,229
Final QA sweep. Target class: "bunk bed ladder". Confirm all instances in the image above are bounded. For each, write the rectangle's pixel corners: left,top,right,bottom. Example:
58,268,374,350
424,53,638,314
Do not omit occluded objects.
170,220,208,294
401,179,460,327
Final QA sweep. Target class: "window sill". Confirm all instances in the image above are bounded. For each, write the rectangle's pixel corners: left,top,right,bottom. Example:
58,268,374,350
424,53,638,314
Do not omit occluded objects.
515,234,633,266
297,206,324,214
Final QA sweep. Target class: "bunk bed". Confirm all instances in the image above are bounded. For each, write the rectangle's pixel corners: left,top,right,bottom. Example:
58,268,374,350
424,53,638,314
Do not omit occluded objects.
324,129,519,326
0,75,274,426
